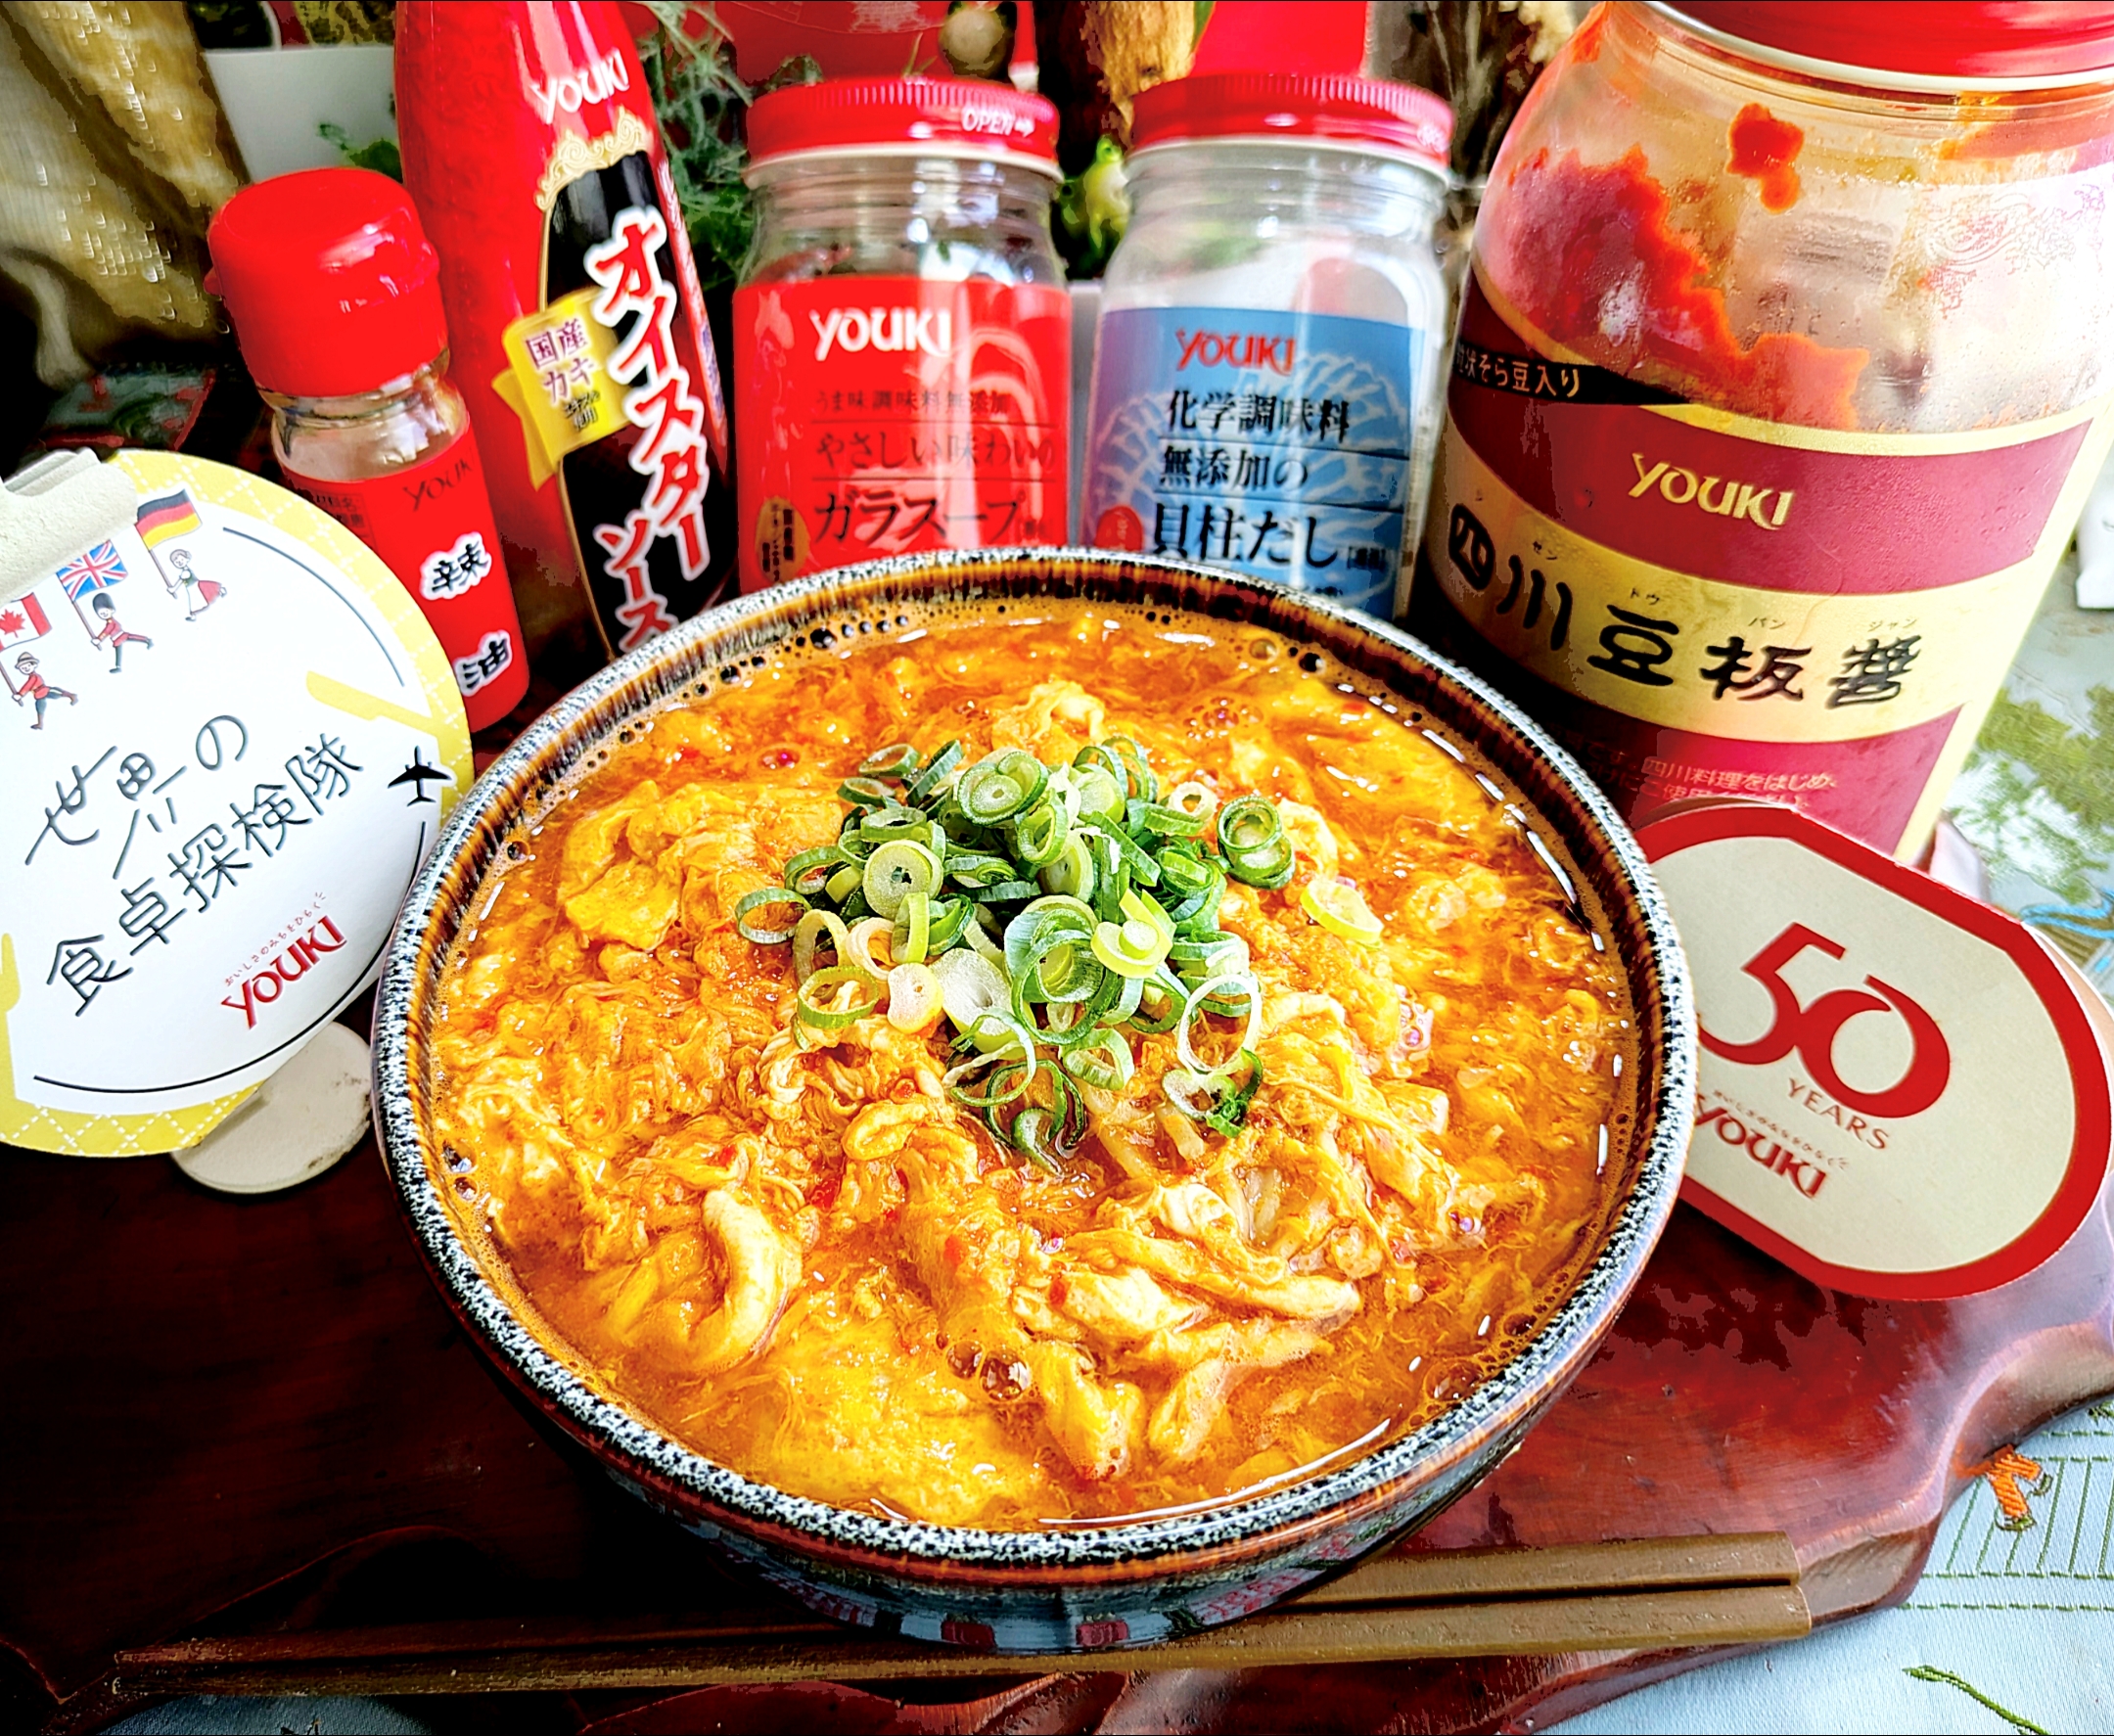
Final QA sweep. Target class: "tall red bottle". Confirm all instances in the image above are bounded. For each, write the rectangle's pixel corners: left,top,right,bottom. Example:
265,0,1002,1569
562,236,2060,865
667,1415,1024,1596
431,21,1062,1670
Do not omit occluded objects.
395,1,735,679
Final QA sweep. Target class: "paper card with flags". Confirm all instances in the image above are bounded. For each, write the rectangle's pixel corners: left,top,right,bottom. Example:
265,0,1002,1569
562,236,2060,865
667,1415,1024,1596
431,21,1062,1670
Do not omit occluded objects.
0,451,470,1160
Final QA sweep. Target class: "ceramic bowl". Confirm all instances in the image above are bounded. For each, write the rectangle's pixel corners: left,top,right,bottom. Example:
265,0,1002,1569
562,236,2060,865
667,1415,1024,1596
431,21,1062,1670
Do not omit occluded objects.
373,548,1695,1654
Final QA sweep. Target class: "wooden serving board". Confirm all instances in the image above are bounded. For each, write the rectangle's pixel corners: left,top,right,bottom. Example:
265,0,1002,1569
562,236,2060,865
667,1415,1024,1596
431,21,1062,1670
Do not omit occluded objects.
6,1007,2114,1735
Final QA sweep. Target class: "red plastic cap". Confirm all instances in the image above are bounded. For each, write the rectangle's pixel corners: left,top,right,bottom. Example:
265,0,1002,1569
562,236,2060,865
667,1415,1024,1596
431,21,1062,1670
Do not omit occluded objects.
1131,72,1452,170
207,168,448,397
745,78,1059,173
1666,3,2114,84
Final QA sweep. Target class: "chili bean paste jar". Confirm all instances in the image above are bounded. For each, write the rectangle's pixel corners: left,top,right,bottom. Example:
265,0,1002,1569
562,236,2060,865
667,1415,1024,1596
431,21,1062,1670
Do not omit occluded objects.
1409,2,2114,858
1083,73,1454,618
734,79,1070,588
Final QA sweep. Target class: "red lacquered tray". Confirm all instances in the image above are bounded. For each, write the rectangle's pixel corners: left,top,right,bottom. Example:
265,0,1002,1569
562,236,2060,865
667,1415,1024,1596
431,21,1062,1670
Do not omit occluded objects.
6,1008,2113,1735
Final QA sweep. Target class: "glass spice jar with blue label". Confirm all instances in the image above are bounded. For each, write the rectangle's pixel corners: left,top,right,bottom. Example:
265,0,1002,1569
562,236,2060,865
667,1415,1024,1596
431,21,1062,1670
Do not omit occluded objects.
1081,72,1453,618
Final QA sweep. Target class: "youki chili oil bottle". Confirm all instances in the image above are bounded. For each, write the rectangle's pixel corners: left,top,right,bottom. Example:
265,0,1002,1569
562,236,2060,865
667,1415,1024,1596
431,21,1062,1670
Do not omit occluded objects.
395,0,737,682
207,167,531,731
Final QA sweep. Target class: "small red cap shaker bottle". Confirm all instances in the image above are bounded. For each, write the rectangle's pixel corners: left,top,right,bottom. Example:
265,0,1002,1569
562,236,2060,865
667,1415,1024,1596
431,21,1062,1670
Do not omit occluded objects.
208,166,532,730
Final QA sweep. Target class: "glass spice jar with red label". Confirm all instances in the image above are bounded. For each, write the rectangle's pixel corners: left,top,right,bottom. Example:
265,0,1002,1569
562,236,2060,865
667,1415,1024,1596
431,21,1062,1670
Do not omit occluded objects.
207,167,530,730
733,79,1070,588
1408,1,2114,861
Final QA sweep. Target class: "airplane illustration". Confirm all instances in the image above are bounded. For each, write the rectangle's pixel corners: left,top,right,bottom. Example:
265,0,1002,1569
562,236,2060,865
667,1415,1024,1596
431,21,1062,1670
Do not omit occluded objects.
389,748,449,806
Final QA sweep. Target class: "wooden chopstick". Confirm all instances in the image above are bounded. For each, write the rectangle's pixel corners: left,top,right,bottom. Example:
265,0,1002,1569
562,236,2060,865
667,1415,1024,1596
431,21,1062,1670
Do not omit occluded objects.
1299,1530,1799,1605
110,1532,1809,1699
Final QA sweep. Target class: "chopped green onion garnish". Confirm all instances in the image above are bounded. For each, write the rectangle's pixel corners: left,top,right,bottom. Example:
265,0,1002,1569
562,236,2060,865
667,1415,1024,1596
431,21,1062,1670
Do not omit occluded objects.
847,915,894,979
895,890,931,964
858,743,919,779
1203,1049,1264,1135
958,749,1049,825
1040,832,1097,901
934,946,1008,1032
946,851,1015,889
924,894,973,954
1106,734,1157,801
734,886,808,943
906,739,963,803
1062,1028,1135,1091
886,961,941,1030
1167,781,1218,824
796,965,885,1030
1009,798,1068,869
729,723,1373,1170
792,908,852,982
1176,970,1263,1077
783,846,843,896
1069,763,1125,822
1090,915,1171,980
862,839,942,919
1164,1048,1264,1136
1218,795,1282,855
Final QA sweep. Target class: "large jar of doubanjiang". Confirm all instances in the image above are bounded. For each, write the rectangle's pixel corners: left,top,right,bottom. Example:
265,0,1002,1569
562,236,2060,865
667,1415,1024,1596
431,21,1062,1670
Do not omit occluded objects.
1408,2,2114,859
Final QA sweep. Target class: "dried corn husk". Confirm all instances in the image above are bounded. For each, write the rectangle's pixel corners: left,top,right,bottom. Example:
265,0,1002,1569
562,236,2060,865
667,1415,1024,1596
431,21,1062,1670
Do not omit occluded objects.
9,1,241,215
0,14,213,383
1034,0,1197,173
1367,1,1579,183
290,0,395,44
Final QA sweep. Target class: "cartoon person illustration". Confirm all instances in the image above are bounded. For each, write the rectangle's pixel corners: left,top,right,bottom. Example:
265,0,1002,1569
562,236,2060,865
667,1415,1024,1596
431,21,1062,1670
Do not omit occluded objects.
87,592,153,671
165,548,226,619
8,653,78,729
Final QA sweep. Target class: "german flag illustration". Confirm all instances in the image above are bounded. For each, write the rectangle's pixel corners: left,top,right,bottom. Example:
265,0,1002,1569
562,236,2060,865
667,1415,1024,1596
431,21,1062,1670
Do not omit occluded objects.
135,489,203,549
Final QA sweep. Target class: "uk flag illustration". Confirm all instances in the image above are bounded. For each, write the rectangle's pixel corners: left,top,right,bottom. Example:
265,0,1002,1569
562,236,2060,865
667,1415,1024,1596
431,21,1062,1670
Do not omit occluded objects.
55,540,126,601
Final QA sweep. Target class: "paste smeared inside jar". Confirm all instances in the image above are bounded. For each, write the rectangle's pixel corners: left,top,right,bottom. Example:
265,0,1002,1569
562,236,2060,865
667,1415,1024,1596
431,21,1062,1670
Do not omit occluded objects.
1488,145,1868,429
430,608,1631,1527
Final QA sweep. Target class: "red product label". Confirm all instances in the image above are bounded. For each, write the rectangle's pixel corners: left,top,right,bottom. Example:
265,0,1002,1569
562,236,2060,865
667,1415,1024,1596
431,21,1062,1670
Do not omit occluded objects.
283,427,528,729
1410,276,2114,858
396,1,735,665
733,278,1071,588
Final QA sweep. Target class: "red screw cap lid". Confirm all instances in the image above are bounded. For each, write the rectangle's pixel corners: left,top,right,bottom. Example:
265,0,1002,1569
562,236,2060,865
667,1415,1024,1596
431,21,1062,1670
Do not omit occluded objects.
1130,72,1453,173
1662,3,2114,88
745,78,1059,175
207,168,449,398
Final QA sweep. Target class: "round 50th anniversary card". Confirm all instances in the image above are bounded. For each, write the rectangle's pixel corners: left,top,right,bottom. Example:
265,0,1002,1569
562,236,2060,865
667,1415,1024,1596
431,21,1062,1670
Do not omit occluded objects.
0,452,470,1157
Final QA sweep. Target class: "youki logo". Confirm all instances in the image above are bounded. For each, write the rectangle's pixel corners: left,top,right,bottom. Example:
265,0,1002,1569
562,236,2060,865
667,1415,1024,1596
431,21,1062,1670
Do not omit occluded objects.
1175,329,1297,376
809,305,953,361
1631,452,1794,528
527,47,629,123
1696,1103,1830,1198
221,917,346,1028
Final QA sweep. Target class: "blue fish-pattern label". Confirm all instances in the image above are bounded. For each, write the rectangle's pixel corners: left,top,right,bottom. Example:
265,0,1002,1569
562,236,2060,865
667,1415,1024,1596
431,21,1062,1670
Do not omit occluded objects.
1082,305,1423,616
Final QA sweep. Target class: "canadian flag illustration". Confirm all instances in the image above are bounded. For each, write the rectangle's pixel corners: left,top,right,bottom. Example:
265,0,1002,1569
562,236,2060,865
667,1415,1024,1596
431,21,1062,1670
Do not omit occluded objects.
0,592,50,649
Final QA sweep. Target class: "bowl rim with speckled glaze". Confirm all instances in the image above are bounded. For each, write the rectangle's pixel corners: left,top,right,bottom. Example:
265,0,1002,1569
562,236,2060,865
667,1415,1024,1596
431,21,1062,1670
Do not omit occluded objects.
372,547,1695,1582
